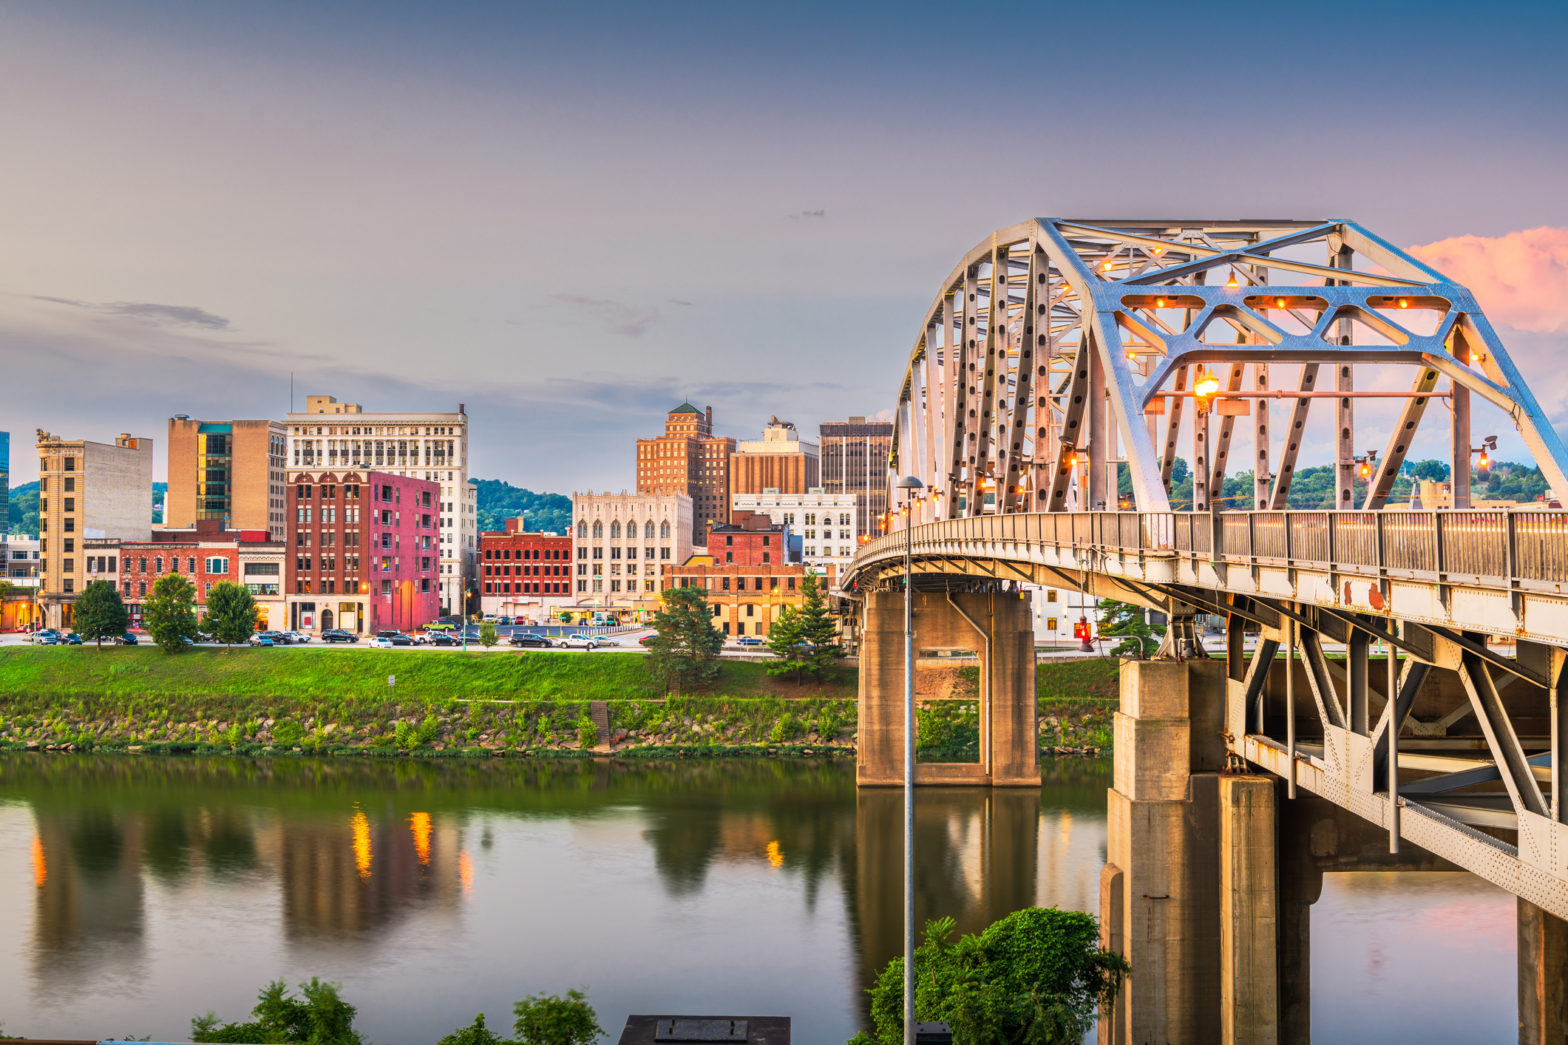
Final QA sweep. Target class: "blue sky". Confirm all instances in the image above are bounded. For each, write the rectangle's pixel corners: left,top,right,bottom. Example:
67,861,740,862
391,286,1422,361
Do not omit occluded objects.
2,0,1566,489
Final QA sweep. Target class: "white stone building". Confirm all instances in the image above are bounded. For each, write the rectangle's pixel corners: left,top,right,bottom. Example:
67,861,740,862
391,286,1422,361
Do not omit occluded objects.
285,395,476,615
1026,583,1103,648
730,487,856,588
571,491,692,617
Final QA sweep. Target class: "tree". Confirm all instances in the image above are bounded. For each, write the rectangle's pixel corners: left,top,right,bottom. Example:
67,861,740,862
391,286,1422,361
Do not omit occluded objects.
856,908,1128,1045
144,573,199,653
479,621,498,647
437,1013,507,1045
765,604,807,682
645,586,723,693
794,570,844,680
512,989,604,1045
204,581,257,649
73,579,128,648
192,977,364,1045
1096,599,1164,659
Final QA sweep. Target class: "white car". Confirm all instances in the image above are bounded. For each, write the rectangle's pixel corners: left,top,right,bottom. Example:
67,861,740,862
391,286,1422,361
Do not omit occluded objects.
368,636,395,649
559,634,601,650
285,631,310,644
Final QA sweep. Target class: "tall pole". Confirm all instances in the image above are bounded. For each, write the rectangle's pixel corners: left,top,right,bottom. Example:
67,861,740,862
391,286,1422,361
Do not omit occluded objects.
896,474,922,1045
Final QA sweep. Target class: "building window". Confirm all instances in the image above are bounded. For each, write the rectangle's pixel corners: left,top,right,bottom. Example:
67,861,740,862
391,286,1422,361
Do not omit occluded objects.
205,557,228,575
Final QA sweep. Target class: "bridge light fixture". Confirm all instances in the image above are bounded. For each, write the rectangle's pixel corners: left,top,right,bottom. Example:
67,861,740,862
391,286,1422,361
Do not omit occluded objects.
1398,298,1410,309
1275,297,1286,309
1101,259,1114,271
1155,297,1167,308
1226,271,1240,289
1193,371,1221,405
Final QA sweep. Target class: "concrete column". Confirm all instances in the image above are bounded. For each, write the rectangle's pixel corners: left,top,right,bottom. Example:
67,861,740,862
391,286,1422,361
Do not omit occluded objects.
1219,775,1278,1045
856,588,1037,787
1100,658,1227,1045
1519,899,1568,1045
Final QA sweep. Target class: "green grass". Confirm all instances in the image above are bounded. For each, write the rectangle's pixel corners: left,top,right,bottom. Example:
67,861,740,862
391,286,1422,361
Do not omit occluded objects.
1037,657,1120,702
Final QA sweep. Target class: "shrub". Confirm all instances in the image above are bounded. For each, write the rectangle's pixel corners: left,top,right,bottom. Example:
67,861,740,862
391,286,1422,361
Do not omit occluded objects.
513,989,603,1045
577,714,599,750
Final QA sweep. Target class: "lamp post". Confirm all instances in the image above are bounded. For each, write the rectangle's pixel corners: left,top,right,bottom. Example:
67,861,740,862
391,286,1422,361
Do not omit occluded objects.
894,474,923,1045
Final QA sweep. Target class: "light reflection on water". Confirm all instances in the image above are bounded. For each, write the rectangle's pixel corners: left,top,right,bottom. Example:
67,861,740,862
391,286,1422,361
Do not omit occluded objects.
0,754,1516,1043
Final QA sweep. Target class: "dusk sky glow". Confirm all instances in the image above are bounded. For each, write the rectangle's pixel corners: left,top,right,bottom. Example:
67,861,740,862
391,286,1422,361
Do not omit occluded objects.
3,0,1567,488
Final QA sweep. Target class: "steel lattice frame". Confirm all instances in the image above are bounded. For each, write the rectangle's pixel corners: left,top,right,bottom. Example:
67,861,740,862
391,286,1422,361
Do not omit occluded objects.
888,218,1568,522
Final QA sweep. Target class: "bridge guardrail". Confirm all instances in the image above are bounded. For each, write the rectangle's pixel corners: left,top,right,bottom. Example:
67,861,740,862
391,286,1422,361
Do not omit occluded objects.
858,508,1568,593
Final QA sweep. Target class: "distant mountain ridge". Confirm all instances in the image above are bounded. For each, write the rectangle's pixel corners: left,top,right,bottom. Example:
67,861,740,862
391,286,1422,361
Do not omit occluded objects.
473,479,572,534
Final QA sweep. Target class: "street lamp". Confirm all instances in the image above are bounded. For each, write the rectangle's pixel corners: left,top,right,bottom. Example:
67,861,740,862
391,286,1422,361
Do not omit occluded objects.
894,473,923,1044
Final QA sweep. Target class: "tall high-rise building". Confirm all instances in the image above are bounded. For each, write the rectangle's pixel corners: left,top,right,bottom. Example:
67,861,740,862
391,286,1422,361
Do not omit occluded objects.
729,418,819,499
285,395,474,615
820,416,893,539
0,430,9,537
635,403,735,544
165,417,287,538
34,430,154,628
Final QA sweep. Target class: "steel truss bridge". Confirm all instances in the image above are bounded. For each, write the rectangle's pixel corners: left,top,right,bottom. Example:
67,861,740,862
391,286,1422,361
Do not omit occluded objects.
843,218,1568,922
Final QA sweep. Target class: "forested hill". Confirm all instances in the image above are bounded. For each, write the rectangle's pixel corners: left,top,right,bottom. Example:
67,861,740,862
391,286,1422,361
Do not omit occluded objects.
473,479,572,534
1138,459,1551,510
7,481,167,534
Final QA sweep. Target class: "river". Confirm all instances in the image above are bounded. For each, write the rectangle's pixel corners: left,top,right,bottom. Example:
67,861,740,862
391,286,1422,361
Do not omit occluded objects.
0,754,1517,1043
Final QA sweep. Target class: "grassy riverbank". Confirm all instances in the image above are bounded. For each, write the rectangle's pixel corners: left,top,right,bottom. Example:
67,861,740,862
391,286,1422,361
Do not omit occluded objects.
0,646,1118,758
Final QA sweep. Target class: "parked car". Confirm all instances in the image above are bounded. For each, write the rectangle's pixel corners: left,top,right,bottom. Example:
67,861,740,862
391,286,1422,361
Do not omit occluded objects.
63,633,83,645
117,632,138,646
320,629,357,643
368,636,394,648
640,635,656,647
509,632,553,648
375,630,414,646
734,635,765,647
427,631,461,646
559,634,600,650
32,629,61,645
284,631,310,644
248,635,276,647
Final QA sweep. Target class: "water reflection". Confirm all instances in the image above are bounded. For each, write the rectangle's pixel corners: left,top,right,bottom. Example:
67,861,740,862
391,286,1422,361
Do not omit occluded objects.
0,753,1103,1042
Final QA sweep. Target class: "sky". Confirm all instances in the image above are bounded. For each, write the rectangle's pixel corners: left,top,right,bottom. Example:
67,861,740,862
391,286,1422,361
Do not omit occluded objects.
2,0,1567,491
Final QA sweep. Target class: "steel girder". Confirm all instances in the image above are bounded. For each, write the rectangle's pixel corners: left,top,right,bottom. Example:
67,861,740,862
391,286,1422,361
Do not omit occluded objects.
885,218,1568,525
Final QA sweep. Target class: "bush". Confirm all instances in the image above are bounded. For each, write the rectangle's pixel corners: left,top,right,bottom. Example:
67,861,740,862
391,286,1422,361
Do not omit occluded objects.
513,989,604,1045
577,713,599,750
769,712,800,743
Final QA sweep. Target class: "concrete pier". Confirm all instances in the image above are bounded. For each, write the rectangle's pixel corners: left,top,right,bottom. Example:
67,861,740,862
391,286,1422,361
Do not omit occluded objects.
856,587,1037,787
1518,899,1568,1045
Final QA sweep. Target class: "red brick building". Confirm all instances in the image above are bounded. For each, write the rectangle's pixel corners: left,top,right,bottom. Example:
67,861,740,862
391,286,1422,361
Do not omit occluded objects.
284,469,440,634
636,402,736,543
119,520,280,627
479,517,572,620
666,511,833,638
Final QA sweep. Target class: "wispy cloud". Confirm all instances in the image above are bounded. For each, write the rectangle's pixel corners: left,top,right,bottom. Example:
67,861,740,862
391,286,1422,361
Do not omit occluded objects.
1409,226,1568,334
788,209,826,220
33,295,232,330
669,298,695,307
550,293,659,337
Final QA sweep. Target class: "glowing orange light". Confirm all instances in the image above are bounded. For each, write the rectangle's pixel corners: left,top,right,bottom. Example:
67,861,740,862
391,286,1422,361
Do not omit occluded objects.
410,811,431,866
1360,461,1371,478
31,835,45,888
1194,373,1221,401
1275,297,1286,308
1102,260,1113,271
1155,298,1166,308
765,840,784,868
459,850,474,894
1398,299,1410,309
1152,247,1163,255
1478,451,1490,470
1067,454,1078,468
351,807,372,879
1225,272,1239,289
1126,350,1137,361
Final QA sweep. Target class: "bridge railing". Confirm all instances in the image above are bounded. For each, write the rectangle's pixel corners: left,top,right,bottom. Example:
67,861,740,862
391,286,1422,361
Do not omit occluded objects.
862,509,1568,591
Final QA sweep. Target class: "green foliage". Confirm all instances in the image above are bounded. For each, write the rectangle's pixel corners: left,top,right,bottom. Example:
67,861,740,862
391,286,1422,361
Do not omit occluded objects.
764,605,806,680
1095,599,1164,659
205,581,258,648
480,621,499,648
145,573,199,653
74,579,129,648
472,479,572,535
512,988,604,1045
8,481,39,538
577,713,599,750
859,908,1129,1045
192,977,364,1045
438,1012,508,1045
646,586,723,693
795,570,844,678
768,711,800,743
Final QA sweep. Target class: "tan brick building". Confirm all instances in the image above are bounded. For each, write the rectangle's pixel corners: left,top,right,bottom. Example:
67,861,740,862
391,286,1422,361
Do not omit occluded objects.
820,416,893,539
636,402,735,544
572,490,693,618
34,430,154,628
729,418,819,499
165,417,287,539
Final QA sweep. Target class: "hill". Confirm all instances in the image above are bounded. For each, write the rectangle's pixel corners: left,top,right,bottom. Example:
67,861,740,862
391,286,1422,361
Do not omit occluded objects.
473,478,572,533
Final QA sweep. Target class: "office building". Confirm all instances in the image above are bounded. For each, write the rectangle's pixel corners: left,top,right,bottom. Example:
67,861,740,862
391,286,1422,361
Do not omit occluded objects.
284,469,440,635
118,521,280,629
665,514,832,639
479,518,573,621
636,402,735,543
165,417,288,538
571,491,692,617
820,417,893,538
729,417,819,498
0,430,8,537
730,487,856,587
286,395,475,615
34,431,154,628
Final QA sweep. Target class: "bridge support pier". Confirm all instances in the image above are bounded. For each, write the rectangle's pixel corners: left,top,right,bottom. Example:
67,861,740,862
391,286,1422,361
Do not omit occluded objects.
856,588,1037,787
1519,899,1568,1045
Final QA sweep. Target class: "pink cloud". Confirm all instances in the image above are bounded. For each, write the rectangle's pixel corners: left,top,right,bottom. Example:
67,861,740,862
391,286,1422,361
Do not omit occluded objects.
1409,226,1568,334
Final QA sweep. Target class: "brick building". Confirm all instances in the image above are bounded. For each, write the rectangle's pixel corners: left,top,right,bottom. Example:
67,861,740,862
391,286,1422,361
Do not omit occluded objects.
572,491,693,618
820,417,893,539
730,487,857,587
165,417,288,538
479,518,573,621
284,470,440,635
663,514,833,639
636,402,735,543
119,521,280,628
35,430,154,628
729,418,819,499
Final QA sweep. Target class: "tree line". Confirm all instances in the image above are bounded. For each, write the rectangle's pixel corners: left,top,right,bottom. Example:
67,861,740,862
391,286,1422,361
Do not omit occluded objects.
70,575,260,651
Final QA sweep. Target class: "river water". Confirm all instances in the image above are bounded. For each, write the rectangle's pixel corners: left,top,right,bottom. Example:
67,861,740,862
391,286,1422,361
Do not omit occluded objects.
0,754,1517,1043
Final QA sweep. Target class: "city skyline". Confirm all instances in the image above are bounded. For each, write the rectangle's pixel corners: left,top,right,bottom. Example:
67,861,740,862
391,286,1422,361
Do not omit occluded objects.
2,2,1567,492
